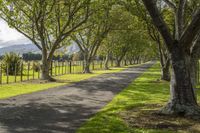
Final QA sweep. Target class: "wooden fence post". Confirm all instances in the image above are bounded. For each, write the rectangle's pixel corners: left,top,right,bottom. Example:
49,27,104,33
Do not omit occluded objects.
27,62,30,80
62,61,64,75
58,61,60,75
0,64,2,84
6,64,9,84
14,63,17,82
33,64,35,80
21,63,23,82
82,60,85,72
38,67,40,79
55,62,57,76
69,61,72,74
65,61,67,74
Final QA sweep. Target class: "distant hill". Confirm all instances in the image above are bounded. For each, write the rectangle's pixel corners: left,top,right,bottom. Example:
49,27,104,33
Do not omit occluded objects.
0,44,39,55
0,43,80,55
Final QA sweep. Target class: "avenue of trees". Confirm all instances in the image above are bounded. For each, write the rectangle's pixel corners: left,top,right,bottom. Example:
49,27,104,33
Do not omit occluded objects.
0,0,200,117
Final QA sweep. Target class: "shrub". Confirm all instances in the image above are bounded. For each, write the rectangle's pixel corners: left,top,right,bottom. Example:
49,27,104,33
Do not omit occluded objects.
2,53,22,75
32,61,41,72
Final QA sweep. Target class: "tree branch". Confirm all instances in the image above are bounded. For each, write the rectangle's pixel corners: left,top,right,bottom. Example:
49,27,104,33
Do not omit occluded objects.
162,0,176,10
142,0,174,51
180,9,200,50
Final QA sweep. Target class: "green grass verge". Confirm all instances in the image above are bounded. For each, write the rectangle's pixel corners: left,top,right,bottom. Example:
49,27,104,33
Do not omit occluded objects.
77,63,200,133
0,66,132,100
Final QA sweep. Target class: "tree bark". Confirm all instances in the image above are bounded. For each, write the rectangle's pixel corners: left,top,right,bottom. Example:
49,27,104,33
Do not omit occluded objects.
142,0,200,116
83,53,91,73
41,54,55,81
116,59,121,67
161,59,170,81
160,43,199,116
190,58,198,100
104,53,110,70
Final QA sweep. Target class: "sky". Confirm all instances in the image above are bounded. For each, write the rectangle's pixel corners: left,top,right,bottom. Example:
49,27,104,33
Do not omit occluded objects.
0,19,31,48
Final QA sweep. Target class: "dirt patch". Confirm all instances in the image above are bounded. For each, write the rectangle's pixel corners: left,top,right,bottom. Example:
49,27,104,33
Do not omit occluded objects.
119,104,200,132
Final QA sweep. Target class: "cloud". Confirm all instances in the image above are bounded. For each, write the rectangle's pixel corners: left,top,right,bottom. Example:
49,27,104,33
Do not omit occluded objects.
0,19,30,47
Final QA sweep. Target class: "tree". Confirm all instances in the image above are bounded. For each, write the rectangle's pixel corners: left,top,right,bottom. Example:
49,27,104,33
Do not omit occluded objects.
120,0,171,81
71,1,111,73
142,0,200,116
0,0,90,81
98,35,114,70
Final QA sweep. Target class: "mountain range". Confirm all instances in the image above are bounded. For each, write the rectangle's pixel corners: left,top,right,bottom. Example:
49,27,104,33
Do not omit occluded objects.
0,43,80,55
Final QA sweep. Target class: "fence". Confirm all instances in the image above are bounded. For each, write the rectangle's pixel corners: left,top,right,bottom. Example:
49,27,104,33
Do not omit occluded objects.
0,60,133,84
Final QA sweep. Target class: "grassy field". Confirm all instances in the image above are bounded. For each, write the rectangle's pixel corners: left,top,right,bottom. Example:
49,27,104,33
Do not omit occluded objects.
0,66,131,100
0,61,104,84
77,63,200,133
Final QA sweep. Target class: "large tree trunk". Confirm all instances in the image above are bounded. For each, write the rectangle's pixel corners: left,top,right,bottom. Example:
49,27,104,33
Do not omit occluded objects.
190,58,198,100
104,53,110,70
83,53,91,73
41,54,55,81
160,45,199,116
158,39,170,81
83,60,91,73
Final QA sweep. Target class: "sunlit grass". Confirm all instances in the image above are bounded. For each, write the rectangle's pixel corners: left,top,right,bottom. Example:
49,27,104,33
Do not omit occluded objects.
79,63,198,133
78,63,200,133
0,66,132,100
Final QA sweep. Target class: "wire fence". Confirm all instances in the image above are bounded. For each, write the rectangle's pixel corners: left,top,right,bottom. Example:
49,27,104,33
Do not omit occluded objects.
0,60,132,84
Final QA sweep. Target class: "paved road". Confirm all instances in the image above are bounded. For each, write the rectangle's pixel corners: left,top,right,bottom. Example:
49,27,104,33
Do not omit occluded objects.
0,62,154,133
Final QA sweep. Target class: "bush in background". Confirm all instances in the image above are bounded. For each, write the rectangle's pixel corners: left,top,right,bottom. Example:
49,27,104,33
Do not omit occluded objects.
2,53,22,75
32,61,40,72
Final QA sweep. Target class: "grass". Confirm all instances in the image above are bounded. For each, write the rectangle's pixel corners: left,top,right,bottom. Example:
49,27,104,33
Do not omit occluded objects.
0,65,132,100
0,62,103,84
77,63,200,133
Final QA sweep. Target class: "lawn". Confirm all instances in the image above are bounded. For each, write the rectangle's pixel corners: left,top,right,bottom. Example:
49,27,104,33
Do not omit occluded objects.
0,61,104,84
0,66,132,100
77,63,200,133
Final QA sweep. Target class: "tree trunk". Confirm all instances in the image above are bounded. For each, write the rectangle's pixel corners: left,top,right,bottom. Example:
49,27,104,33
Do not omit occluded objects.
190,58,198,100
129,59,133,65
41,56,55,81
104,53,109,70
116,60,121,67
161,59,170,81
83,53,91,73
161,67,170,81
124,59,127,66
160,44,200,116
83,61,91,73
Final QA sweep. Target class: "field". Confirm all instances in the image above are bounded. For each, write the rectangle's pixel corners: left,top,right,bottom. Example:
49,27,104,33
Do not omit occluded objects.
0,60,125,84
0,64,131,100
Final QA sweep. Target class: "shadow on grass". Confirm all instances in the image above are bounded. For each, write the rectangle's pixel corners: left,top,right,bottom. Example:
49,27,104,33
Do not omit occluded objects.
78,63,200,133
78,63,173,133
0,62,155,133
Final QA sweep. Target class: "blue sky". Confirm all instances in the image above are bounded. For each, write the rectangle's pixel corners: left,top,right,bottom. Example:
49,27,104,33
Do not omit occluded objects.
0,19,30,48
